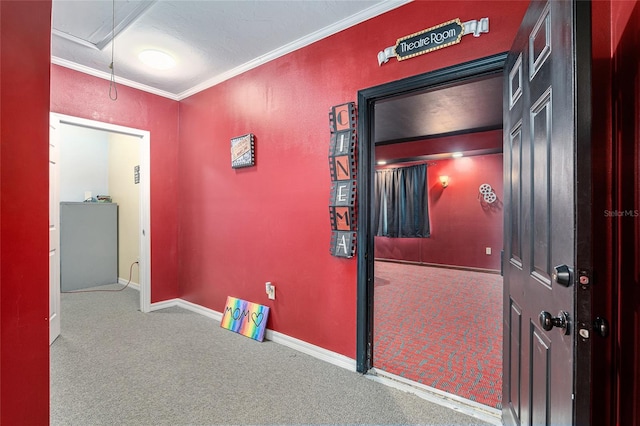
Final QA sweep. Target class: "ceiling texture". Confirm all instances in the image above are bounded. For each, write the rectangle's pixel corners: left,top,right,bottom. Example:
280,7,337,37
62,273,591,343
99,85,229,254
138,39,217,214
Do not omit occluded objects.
52,0,503,146
51,0,405,100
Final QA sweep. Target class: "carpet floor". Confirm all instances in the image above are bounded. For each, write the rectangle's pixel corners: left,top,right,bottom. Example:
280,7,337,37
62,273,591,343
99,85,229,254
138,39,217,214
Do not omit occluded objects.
51,284,494,425
373,262,503,409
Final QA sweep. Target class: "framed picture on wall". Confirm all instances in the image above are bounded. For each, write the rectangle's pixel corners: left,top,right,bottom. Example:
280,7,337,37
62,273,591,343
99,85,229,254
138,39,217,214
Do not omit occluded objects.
231,133,255,168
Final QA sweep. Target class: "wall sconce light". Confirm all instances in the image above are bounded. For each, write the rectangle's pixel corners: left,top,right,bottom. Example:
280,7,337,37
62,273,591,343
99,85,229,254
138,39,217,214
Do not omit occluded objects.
439,175,449,188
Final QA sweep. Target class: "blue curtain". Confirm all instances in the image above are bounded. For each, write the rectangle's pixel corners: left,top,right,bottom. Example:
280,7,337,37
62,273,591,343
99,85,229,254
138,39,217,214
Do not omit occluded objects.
375,164,430,238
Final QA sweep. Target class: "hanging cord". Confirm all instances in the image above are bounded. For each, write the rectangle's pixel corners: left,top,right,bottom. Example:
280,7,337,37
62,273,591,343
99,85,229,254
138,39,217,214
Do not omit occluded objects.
108,0,118,101
62,261,138,294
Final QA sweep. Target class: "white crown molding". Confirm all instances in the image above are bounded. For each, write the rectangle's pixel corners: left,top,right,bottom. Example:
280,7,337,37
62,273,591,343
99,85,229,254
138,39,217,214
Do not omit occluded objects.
53,1,410,101
51,56,180,101
175,0,412,100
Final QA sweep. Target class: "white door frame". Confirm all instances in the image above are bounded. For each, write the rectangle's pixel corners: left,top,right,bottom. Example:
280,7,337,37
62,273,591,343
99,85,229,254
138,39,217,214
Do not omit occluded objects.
50,113,152,313
50,120,61,344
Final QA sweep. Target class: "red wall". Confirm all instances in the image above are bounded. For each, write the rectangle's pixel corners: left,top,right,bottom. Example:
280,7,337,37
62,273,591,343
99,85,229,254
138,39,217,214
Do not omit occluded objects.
50,66,181,302
591,2,617,425
610,1,640,424
177,1,527,358
0,1,51,423
1,1,635,424
375,154,503,270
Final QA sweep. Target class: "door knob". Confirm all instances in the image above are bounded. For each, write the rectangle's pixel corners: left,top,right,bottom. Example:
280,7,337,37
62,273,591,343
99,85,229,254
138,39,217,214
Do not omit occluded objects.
539,311,570,335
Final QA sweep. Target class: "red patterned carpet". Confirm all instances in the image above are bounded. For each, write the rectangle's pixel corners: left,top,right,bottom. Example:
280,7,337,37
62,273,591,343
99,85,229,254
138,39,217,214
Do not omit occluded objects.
373,261,502,409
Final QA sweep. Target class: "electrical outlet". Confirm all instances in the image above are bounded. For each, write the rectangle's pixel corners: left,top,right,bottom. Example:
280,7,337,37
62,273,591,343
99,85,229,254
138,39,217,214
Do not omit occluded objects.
266,282,275,300
486,247,492,255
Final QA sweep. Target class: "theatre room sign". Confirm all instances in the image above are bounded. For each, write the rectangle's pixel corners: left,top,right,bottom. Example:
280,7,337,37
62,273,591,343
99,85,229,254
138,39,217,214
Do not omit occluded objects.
378,17,490,65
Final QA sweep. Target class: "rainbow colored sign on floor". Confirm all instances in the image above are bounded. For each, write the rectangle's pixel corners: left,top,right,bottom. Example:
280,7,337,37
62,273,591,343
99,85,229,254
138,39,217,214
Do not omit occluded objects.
220,296,269,342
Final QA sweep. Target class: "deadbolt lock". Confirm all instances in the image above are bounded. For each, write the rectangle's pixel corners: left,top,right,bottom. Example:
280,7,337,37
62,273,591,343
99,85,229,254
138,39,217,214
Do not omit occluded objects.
552,265,572,287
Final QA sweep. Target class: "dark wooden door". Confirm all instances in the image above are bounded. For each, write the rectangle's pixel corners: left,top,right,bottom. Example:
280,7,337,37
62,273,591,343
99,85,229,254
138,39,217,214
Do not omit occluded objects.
503,1,592,425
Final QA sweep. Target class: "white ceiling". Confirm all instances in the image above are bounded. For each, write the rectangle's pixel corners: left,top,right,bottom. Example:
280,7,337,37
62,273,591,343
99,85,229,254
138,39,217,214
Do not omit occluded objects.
51,0,409,100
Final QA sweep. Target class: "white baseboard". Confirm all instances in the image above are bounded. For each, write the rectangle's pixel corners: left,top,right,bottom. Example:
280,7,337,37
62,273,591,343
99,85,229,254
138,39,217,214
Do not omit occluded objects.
148,298,180,311
149,297,356,372
264,329,356,371
118,278,140,291
175,299,223,322
146,297,497,424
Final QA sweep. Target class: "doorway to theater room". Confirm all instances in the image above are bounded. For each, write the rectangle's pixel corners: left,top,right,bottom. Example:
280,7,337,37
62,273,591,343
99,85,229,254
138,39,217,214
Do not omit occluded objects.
356,54,505,413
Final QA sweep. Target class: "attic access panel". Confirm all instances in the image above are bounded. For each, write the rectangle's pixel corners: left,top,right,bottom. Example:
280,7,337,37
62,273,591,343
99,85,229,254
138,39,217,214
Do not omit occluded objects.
52,0,156,50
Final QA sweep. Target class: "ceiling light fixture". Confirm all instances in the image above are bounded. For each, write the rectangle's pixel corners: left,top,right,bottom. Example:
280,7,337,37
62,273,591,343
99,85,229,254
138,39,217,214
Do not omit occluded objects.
377,160,387,165
452,152,463,158
138,50,176,70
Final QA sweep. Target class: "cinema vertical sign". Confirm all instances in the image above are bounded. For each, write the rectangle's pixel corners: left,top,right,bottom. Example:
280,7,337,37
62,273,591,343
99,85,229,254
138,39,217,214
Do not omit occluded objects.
377,17,490,65
329,102,357,258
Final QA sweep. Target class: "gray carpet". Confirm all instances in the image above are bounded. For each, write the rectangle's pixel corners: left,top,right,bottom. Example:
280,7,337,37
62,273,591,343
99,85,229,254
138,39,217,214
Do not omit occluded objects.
51,284,492,425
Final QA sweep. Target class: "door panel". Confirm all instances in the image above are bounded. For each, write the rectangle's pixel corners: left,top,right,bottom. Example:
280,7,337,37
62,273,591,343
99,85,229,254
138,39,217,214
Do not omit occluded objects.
508,301,522,419
531,90,551,286
503,1,590,425
509,124,522,267
530,326,550,425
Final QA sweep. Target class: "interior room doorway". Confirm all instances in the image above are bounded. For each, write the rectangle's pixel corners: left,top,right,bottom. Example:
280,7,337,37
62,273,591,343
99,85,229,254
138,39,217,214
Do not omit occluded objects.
356,53,507,418
49,113,152,332
358,3,598,425
372,148,504,411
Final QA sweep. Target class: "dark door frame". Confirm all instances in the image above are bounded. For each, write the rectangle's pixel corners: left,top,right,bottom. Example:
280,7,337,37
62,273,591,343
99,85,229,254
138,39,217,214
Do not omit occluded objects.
355,52,508,372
